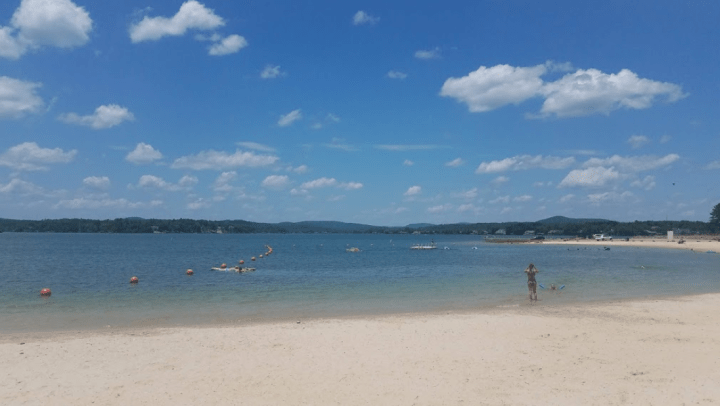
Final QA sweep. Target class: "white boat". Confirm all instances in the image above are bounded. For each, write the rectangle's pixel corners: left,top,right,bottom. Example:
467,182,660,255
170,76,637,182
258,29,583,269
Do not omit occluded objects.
411,241,437,250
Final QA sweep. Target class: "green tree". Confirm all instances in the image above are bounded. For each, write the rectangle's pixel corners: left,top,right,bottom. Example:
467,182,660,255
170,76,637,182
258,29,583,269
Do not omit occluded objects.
711,202,720,225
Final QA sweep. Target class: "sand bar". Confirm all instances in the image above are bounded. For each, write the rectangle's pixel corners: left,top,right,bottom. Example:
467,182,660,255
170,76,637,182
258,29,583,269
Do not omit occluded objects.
2,294,720,405
539,236,720,252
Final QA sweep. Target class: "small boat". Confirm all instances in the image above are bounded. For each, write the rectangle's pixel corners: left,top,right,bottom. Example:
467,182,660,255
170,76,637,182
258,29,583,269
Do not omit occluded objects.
346,247,360,252
411,241,437,250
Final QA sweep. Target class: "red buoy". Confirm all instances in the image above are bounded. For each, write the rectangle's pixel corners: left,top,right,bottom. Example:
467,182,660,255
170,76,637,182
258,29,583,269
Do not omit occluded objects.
186,269,194,275
40,288,51,296
239,260,245,265
221,263,227,269
130,276,139,284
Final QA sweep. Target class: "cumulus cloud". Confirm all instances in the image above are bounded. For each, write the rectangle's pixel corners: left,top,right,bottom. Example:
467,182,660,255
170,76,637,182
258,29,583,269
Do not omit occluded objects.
262,174,290,189
559,194,574,203
587,191,634,205
492,176,509,185
489,195,510,204
558,166,620,188
136,174,196,192
660,135,672,144
339,182,363,190
0,76,44,118
630,175,656,191
327,195,345,202
301,177,337,189
83,176,110,190
415,47,440,59
0,0,92,59
375,144,445,151
352,11,379,26
187,197,211,210
278,109,302,127
129,0,224,42
582,154,679,172
513,195,533,202
403,159,414,166
452,187,478,199
260,65,283,79
289,188,309,197
323,138,358,152
59,104,134,129
0,178,45,195
208,34,247,56
706,160,720,170
212,171,236,192
441,62,686,118
171,149,278,170
289,165,308,174
427,204,452,213
387,70,407,80
445,158,464,167
475,155,575,173
126,143,163,165
54,197,158,210
0,142,76,171
404,185,422,196
627,135,650,149
236,142,275,152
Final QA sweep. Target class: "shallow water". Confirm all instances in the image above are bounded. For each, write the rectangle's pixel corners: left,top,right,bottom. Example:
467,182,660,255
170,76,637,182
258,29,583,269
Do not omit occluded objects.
1,233,719,333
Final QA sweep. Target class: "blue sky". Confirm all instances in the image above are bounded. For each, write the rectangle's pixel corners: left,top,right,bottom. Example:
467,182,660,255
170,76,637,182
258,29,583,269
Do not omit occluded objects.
1,0,718,226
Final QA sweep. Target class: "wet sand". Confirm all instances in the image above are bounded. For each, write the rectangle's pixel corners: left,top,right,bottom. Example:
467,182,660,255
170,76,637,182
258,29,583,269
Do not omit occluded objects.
2,294,719,405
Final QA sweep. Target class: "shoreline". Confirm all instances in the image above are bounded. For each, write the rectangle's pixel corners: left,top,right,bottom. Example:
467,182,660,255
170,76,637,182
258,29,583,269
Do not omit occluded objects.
538,236,720,252
2,293,719,404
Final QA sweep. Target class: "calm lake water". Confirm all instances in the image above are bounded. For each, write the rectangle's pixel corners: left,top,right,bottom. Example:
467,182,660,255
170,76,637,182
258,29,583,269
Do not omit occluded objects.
1,233,719,333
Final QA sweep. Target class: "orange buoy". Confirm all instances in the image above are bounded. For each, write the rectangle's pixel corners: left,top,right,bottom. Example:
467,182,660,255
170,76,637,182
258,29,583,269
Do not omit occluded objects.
130,276,139,284
239,260,245,265
40,288,51,296
251,256,256,261
186,269,194,275
221,263,227,269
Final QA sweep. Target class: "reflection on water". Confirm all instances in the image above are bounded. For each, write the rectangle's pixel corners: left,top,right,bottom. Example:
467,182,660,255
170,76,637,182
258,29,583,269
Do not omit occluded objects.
1,233,719,333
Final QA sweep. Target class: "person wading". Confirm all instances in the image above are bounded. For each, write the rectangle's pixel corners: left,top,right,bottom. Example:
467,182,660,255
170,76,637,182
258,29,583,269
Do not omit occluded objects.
525,263,540,302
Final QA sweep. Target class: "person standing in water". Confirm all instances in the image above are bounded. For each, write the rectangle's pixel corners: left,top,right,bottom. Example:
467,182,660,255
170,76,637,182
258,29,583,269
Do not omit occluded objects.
525,263,539,302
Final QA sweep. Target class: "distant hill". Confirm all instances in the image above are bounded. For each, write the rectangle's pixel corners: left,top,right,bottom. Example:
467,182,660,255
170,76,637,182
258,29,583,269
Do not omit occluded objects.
275,221,381,232
406,223,435,229
537,216,611,224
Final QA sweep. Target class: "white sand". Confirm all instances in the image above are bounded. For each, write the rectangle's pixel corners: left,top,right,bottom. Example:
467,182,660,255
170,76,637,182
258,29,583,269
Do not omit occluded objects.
2,294,720,405
540,236,720,253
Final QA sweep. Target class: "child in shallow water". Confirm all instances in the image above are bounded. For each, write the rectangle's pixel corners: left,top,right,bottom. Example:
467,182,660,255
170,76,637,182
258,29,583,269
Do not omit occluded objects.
524,263,539,302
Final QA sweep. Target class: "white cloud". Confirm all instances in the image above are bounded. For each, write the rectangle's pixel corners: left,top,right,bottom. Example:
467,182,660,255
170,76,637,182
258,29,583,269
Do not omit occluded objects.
212,171,236,192
375,144,445,151
171,149,278,170
403,160,414,166
404,185,421,196
126,142,163,165
328,195,345,202
129,0,224,43
0,76,44,118
83,176,109,190
187,197,211,210
559,194,574,203
339,182,363,190
236,142,275,152
475,155,575,173
137,175,194,192
278,109,302,127
441,63,686,118
630,175,656,191
489,195,510,204
289,188,308,197
54,197,153,210
539,68,686,118
0,0,92,59
452,187,478,199
627,135,650,149
457,203,481,214
445,158,464,167
513,195,533,202
323,138,358,152
262,175,290,189
558,166,620,188
260,65,283,79
582,154,679,172
415,47,440,59
387,71,407,80
706,160,720,170
352,11,379,26
427,204,452,213
587,191,634,205
0,142,76,171
660,135,672,144
441,64,546,112
289,165,308,174
492,176,509,185
301,177,337,189
0,178,45,195
208,34,247,56
59,104,134,129
533,181,553,187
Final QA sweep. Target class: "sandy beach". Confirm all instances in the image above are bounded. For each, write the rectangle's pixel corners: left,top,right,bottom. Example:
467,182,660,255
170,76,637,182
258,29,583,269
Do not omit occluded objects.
540,236,720,253
2,293,719,405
